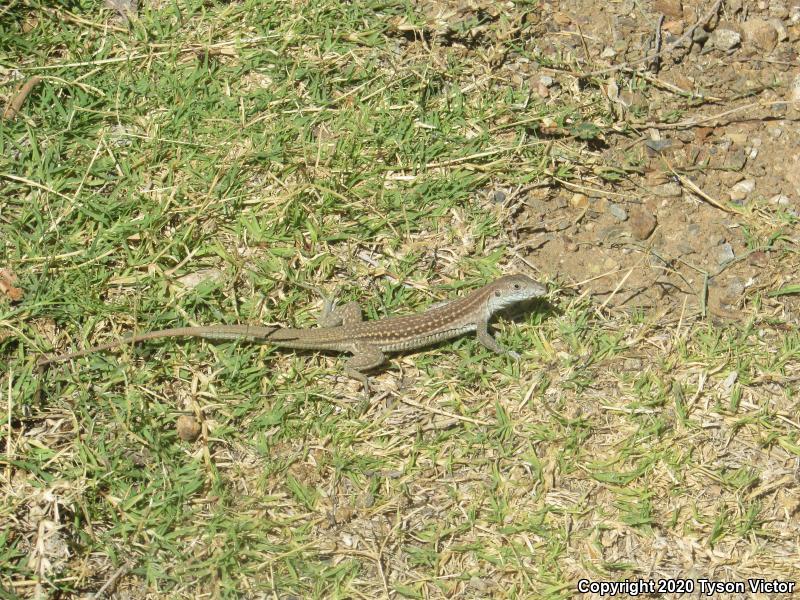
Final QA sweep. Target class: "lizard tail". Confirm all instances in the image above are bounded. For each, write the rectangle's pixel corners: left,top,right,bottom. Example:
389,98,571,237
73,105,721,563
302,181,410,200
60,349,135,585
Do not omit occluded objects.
36,324,282,367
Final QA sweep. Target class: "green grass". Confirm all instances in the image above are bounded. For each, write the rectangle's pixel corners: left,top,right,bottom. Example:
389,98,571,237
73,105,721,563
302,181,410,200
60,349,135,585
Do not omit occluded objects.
2,0,800,598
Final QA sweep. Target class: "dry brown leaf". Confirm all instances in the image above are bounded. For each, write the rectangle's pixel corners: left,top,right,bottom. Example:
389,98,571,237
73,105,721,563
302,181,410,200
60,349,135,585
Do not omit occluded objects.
0,268,23,301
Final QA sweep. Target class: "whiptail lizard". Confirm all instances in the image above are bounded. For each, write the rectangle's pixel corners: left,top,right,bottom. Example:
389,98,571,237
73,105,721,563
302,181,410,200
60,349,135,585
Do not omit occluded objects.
37,274,547,393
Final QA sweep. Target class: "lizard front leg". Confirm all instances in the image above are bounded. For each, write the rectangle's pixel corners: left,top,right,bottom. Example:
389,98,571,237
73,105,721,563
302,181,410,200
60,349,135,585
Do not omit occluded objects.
317,293,364,328
476,318,520,360
344,342,386,398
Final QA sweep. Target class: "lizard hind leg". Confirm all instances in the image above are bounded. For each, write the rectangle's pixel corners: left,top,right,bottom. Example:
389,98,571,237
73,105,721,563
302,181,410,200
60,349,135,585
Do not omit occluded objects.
344,342,386,398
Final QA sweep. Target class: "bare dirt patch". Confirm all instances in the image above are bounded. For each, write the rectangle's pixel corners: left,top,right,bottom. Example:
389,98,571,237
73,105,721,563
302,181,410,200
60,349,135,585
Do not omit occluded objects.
413,0,800,321
522,0,799,322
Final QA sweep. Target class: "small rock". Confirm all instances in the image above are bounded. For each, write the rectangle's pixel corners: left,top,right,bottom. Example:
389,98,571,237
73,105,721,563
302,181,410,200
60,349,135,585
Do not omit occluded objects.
727,277,746,296
748,251,768,267
791,5,800,24
652,182,683,197
645,170,670,186
768,193,791,205
741,19,778,51
723,148,748,171
791,74,800,102
491,190,506,204
623,358,643,371
176,415,201,442
628,207,657,240
692,27,710,44
645,138,674,154
717,242,735,265
570,192,588,209
469,576,493,593
726,132,748,145
721,371,738,393
600,46,616,59
768,18,789,41
707,28,741,52
539,75,554,87
357,492,375,509
106,0,138,21
654,0,683,18
729,179,755,202
663,19,685,35
768,1,789,19
608,203,628,221
178,268,224,290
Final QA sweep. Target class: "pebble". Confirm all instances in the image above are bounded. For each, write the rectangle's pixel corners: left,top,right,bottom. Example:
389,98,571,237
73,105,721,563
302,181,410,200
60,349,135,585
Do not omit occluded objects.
727,132,748,145
628,207,657,240
654,0,683,18
707,28,741,52
491,190,506,204
768,193,791,205
768,18,789,41
357,491,375,509
539,75,554,87
652,182,683,197
176,415,202,442
600,47,617,59
720,371,738,393
748,251,768,267
608,203,628,221
645,139,674,154
729,179,755,202
692,27,710,44
791,74,800,102
727,277,746,296
769,1,789,19
717,242,735,265
663,19,685,35
623,358,644,371
724,148,748,171
570,192,588,209
178,268,224,289
741,19,778,51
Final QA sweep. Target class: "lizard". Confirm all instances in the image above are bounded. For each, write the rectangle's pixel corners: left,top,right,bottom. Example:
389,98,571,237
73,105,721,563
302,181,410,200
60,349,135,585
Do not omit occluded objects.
37,274,547,394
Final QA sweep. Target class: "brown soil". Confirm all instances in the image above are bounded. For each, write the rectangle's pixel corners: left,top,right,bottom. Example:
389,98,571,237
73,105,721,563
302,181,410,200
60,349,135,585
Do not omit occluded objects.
419,0,800,321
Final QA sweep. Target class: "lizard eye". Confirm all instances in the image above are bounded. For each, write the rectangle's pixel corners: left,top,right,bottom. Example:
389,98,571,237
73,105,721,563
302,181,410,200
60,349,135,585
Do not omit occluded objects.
494,290,501,297
513,283,520,289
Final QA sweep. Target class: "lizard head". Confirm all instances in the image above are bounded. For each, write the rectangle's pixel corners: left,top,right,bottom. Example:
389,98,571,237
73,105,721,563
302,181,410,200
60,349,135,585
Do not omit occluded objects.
486,274,548,312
